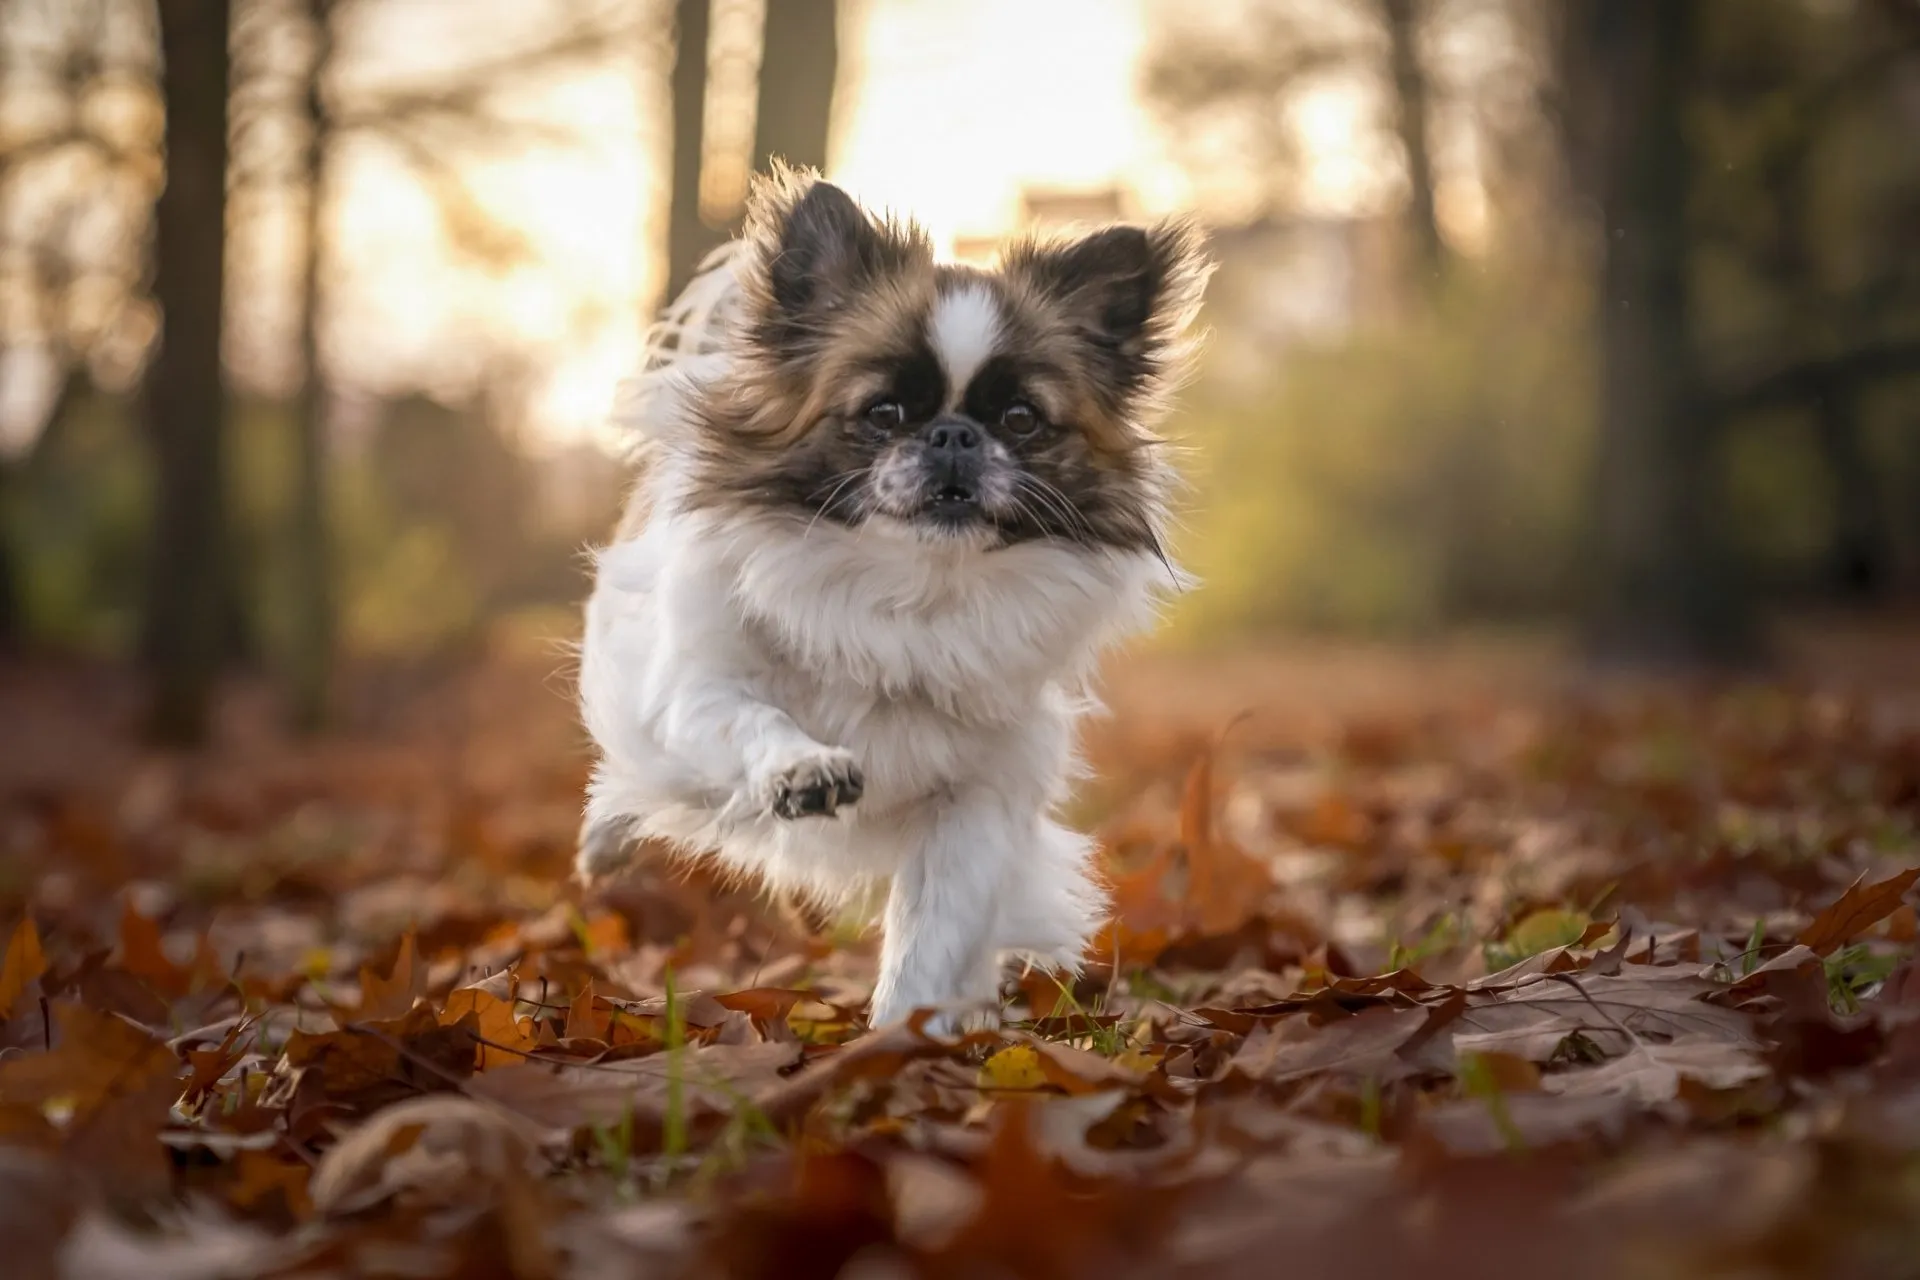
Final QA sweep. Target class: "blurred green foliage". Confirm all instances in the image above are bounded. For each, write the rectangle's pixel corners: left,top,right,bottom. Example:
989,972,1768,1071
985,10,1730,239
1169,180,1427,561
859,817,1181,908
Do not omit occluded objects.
1169,259,1595,638
4,387,619,663
1168,252,1920,641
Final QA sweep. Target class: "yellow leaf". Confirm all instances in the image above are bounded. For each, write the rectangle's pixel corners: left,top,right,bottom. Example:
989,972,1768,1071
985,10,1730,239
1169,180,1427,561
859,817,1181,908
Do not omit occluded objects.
1502,909,1591,961
978,1044,1047,1091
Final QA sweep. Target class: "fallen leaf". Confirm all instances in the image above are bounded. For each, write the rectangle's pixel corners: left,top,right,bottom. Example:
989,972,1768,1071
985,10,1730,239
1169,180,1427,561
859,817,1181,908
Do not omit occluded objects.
58,1206,288,1280
979,1044,1048,1091
1541,1037,1770,1106
1796,867,1920,956
309,1094,539,1215
1454,969,1758,1059
0,1147,79,1279
1024,1038,1153,1097
716,988,812,1024
281,1003,476,1107
354,932,427,1022
1231,1005,1436,1084
1180,748,1276,936
180,1020,250,1105
1458,1050,1543,1092
0,918,47,1015
1418,1090,1633,1155
701,1149,897,1279
224,1149,314,1220
0,1003,177,1109
929,1100,1183,1279
117,905,191,998
442,987,536,1069
466,1040,804,1140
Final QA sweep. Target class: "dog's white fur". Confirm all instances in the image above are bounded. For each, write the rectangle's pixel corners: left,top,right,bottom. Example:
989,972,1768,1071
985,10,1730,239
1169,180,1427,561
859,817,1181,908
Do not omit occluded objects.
577,249,1177,1028
925,284,1002,392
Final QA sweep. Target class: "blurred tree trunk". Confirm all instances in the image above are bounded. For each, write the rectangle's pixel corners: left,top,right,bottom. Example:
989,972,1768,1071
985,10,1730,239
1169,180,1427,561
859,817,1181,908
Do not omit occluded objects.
664,0,721,300
1377,0,1469,616
1812,381,1886,599
0,460,17,650
1376,0,1445,286
0,47,14,654
1769,101,1891,603
752,0,838,176
144,0,234,743
1573,0,1755,666
288,0,336,731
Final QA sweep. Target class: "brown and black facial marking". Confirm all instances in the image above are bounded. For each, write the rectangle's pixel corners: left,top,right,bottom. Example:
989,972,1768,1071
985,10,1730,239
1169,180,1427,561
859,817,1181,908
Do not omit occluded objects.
738,165,934,378
1000,219,1210,442
853,338,947,427
950,352,1167,553
688,333,950,522
682,170,1205,556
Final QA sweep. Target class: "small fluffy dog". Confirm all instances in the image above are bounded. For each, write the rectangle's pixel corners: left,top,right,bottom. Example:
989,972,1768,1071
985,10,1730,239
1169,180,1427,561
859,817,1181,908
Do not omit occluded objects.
576,167,1208,1027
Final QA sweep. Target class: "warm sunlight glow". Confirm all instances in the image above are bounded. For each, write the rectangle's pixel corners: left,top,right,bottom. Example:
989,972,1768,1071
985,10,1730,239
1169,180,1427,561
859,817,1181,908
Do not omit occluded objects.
322,0,1401,446
828,0,1163,250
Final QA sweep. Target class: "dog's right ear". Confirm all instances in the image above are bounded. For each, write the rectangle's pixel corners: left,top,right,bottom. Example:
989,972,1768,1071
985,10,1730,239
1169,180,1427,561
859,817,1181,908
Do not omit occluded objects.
741,164,930,357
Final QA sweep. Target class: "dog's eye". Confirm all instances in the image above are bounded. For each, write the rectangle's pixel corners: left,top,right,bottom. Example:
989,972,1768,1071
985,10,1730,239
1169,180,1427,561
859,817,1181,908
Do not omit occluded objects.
1001,402,1041,435
864,400,906,431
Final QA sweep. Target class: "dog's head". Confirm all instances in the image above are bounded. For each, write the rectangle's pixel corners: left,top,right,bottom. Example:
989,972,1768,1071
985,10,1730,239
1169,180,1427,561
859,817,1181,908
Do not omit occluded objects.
682,167,1209,555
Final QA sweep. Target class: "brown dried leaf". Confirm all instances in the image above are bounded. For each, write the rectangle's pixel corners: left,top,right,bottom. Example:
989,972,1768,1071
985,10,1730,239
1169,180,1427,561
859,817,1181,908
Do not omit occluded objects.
1796,867,1920,956
0,1003,177,1109
465,1040,804,1139
1231,1005,1436,1085
442,987,536,1069
1541,1037,1770,1106
715,987,812,1024
309,1095,539,1215
224,1149,314,1220
1180,749,1276,936
355,932,427,1022
930,1100,1183,1279
116,905,190,998
0,918,47,1015
283,1003,476,1105
1453,969,1758,1059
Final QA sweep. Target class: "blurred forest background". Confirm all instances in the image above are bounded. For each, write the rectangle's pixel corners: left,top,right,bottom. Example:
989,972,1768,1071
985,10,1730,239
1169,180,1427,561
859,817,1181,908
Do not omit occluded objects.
1,0,1917,746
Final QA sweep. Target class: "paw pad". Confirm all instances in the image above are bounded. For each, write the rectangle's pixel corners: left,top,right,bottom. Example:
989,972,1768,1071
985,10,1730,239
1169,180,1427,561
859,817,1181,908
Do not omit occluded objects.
770,753,864,819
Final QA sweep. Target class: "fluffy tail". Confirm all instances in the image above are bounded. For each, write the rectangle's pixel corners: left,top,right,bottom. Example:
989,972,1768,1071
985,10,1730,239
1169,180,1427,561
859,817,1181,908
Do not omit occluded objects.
611,242,745,451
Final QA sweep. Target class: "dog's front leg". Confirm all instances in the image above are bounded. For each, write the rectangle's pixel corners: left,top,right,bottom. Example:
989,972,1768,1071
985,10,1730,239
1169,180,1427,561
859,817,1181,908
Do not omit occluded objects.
868,789,1014,1031
575,665,862,885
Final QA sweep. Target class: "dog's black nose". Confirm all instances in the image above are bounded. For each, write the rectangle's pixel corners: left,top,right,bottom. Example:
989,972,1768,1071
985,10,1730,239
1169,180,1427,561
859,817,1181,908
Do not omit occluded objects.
923,418,982,454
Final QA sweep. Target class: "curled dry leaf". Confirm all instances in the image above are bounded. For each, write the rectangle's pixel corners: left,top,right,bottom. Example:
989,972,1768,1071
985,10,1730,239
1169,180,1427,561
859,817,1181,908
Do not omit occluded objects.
308,1095,541,1215
1796,867,1920,956
352,933,428,1023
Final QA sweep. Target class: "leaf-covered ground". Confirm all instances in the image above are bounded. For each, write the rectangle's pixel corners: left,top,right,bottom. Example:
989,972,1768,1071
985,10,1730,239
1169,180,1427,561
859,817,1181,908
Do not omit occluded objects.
4,632,1920,1279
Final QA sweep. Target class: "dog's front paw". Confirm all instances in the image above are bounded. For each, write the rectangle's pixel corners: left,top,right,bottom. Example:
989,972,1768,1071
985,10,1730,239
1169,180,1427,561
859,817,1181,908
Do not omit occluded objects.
761,748,864,820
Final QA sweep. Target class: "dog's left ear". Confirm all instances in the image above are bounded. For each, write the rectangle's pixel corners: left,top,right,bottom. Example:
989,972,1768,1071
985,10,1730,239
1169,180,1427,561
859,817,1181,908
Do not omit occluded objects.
1004,220,1211,399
